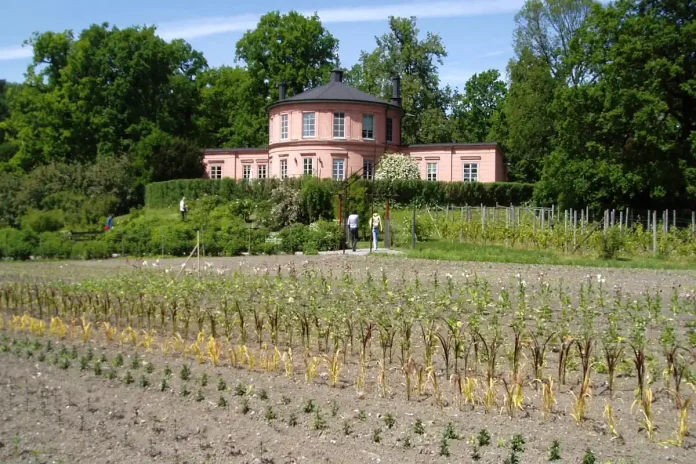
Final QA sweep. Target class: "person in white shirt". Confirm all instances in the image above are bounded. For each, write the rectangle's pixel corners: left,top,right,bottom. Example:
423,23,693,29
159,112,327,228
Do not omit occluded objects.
180,197,188,221
347,213,359,251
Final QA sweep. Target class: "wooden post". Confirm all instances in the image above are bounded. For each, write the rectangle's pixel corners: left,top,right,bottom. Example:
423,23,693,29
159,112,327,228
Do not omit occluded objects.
673,210,676,230
664,210,668,234
604,210,609,237
647,210,651,232
573,210,578,247
385,199,391,249
411,209,416,249
653,210,657,256
580,209,585,235
541,208,545,232
564,210,568,235
551,204,555,222
619,211,623,235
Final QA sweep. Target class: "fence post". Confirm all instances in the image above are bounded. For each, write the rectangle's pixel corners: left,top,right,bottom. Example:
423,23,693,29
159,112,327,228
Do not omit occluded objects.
673,210,676,230
619,211,623,236
540,208,544,232
551,204,555,222
411,209,416,249
482,205,486,235
692,211,695,234
664,210,668,234
604,210,609,237
564,210,568,235
573,210,578,247
580,209,585,235
653,210,657,256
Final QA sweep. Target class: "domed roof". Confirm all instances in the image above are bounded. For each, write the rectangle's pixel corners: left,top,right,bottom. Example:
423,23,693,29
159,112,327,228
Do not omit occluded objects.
269,69,402,110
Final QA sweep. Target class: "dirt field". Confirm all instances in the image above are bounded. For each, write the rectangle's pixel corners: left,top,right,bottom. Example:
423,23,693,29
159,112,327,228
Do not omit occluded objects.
1,255,695,464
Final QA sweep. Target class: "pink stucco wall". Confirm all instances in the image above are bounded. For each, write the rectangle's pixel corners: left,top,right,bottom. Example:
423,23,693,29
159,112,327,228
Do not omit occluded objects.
203,101,507,183
403,144,505,183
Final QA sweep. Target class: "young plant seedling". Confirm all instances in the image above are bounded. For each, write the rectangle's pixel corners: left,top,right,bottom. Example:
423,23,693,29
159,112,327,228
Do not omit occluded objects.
373,428,382,443
145,362,155,374
93,361,102,376
403,436,412,449
443,422,459,440
218,395,228,408
217,377,227,391
303,399,317,414
164,364,172,379
114,353,124,367
548,439,561,461
258,389,268,400
265,406,276,421
200,372,208,387
288,413,298,427
195,389,204,402
281,395,291,405
131,353,141,370
439,437,450,457
343,420,352,436
139,375,149,389
413,418,425,435
511,434,525,453
180,386,190,397
477,428,491,447
313,410,327,430
240,398,250,414
471,446,482,461
124,371,134,385
384,413,396,429
582,448,596,464
160,378,168,392
80,356,89,371
331,400,339,417
179,365,191,381
234,382,246,396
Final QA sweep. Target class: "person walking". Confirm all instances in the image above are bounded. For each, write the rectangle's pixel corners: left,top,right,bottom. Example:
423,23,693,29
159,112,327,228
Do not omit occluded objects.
347,212,359,252
369,212,383,251
105,214,114,231
180,197,188,221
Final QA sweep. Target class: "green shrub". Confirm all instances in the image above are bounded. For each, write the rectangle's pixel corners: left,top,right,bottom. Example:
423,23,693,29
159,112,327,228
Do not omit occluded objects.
0,228,37,260
278,224,309,253
38,232,72,259
21,209,65,233
300,177,334,223
70,241,110,260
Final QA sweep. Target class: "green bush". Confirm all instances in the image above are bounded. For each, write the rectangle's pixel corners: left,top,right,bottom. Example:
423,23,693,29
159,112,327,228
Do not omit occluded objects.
21,209,65,233
300,177,334,223
278,224,309,253
0,228,37,260
70,241,110,260
38,232,72,259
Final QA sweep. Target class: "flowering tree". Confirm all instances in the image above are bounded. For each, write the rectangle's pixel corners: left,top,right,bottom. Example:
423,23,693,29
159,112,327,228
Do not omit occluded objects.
374,153,420,181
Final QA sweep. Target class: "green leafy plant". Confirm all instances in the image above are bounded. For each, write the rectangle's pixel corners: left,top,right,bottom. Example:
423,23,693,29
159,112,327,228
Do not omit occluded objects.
139,375,149,388
113,353,124,367
373,428,382,443
443,422,459,440
413,418,425,435
124,371,134,385
179,364,191,381
265,406,276,421
303,399,317,414
218,395,228,408
511,434,525,453
582,448,596,464
217,377,227,391
477,428,491,447
195,389,204,402
313,410,327,430
200,372,208,387
548,439,561,461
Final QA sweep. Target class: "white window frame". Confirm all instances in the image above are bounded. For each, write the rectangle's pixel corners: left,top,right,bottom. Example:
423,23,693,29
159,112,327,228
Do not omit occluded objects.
333,112,345,139
302,112,316,138
427,163,438,182
258,164,267,179
280,114,289,140
303,157,314,176
243,165,252,180
363,160,374,180
386,117,393,143
463,162,479,182
280,159,288,179
210,165,222,179
332,159,345,180
362,114,374,140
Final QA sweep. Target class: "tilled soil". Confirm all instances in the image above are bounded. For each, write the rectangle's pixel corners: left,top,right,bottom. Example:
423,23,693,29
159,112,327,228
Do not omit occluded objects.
1,333,694,464
1,255,695,463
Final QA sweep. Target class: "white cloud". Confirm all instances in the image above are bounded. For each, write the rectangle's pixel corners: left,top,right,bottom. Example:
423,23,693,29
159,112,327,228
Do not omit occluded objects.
158,0,524,41
0,45,32,61
0,0,524,61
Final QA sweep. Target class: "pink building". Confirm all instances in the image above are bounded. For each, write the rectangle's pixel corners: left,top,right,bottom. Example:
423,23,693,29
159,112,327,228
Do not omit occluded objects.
203,70,506,183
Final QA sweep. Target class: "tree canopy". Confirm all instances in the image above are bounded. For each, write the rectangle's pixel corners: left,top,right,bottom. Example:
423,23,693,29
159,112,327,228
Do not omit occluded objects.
1,0,695,228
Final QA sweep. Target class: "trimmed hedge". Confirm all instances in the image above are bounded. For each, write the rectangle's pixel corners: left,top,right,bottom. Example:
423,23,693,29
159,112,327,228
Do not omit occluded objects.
146,178,534,209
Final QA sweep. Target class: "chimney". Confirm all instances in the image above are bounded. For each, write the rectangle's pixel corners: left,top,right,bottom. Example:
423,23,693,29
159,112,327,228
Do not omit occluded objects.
390,76,402,107
330,68,344,83
279,81,287,100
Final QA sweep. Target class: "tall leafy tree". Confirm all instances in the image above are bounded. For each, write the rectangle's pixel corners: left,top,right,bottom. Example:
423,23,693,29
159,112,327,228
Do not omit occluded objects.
490,49,557,182
451,70,507,143
536,0,696,210
234,11,339,147
346,17,451,144
514,0,594,85
2,23,206,179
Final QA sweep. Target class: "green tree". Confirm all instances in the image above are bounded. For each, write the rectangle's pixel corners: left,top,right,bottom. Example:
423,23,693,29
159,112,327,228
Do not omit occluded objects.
451,70,507,143
346,17,452,144
235,12,339,147
3,23,206,175
514,0,593,84
535,0,696,210
490,49,557,183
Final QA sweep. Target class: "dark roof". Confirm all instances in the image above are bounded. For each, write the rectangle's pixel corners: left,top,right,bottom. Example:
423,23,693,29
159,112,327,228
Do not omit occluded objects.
270,81,400,110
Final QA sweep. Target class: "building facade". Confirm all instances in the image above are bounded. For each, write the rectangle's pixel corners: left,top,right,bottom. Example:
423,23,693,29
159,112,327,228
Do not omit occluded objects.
203,69,506,183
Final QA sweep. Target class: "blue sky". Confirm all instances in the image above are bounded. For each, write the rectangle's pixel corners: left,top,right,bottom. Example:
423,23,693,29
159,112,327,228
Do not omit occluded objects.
0,0,525,90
